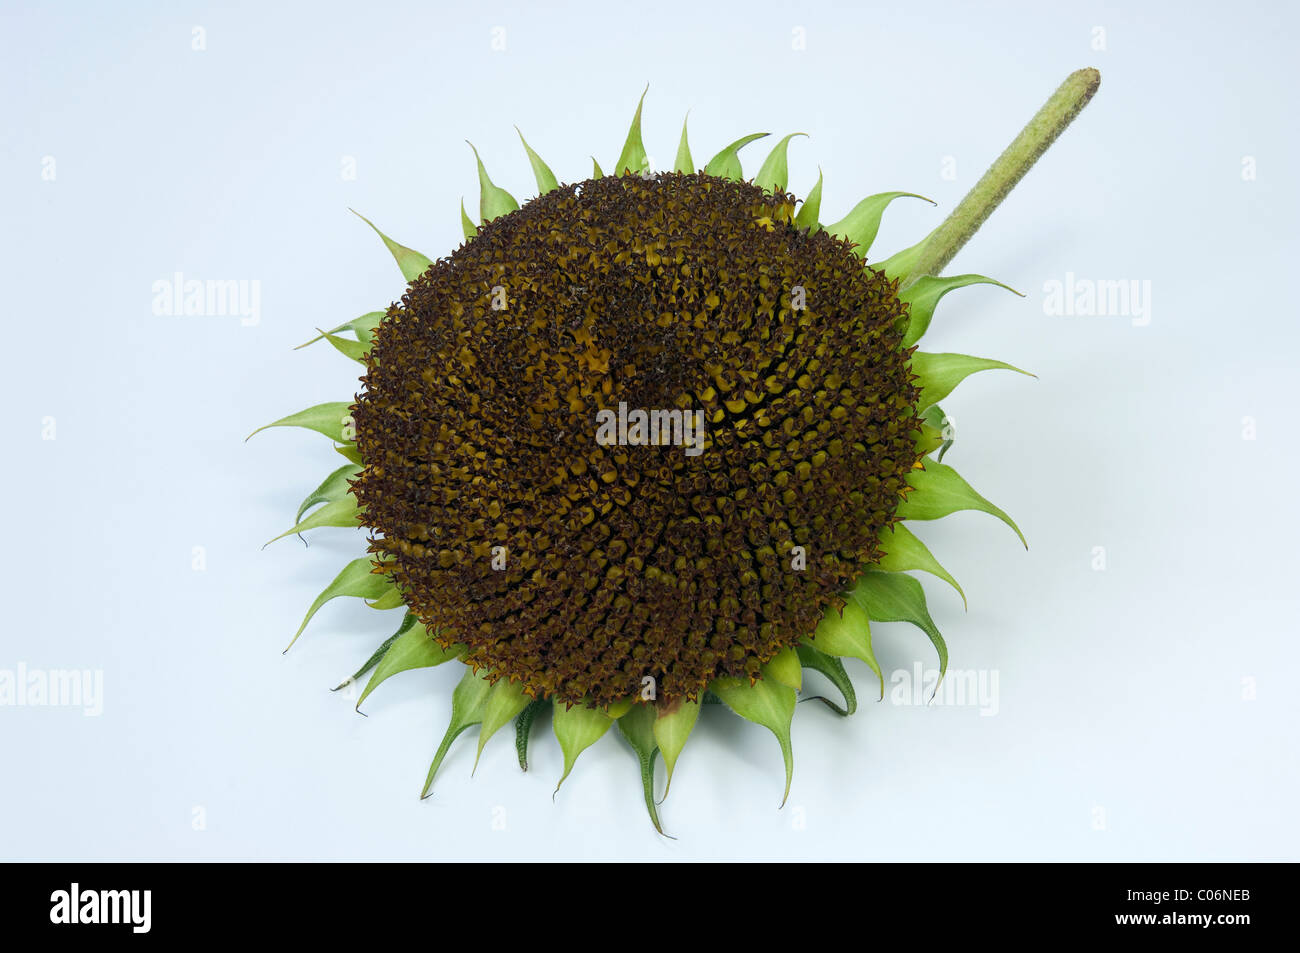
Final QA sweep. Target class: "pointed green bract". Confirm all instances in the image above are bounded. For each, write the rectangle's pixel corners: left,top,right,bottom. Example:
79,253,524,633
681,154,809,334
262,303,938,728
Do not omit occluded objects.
753,133,806,193
467,142,520,223
897,460,1026,547
366,587,405,610
808,598,883,698
673,114,694,173
911,351,1034,411
614,86,650,176
423,667,493,798
335,443,363,465
876,522,966,608
357,621,464,709
794,168,823,231
265,494,361,547
653,700,699,797
475,678,531,765
247,401,354,443
851,570,948,680
710,675,796,806
704,132,769,181
765,646,802,691
350,210,433,282
516,128,559,194
877,237,926,283
827,192,933,260
296,311,384,350
460,199,477,240
350,311,385,347
591,157,604,179
319,328,367,363
287,555,391,651
552,701,614,791
515,698,548,770
296,463,360,523
899,273,1021,348
918,404,953,459
915,417,945,457
333,612,415,691
616,703,665,834
796,645,857,716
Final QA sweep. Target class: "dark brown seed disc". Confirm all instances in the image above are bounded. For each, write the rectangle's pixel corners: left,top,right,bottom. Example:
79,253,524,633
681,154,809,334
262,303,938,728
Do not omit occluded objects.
351,171,921,707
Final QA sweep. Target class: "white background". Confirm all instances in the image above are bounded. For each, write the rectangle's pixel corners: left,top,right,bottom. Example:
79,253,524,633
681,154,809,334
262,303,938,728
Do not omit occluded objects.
2,0,1297,860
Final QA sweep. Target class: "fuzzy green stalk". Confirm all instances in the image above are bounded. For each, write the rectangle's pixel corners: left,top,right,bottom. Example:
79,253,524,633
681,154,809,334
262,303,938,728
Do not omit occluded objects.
903,67,1101,287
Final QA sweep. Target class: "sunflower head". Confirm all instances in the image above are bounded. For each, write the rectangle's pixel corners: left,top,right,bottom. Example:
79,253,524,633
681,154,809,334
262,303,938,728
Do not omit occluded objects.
256,71,1098,832
352,170,920,709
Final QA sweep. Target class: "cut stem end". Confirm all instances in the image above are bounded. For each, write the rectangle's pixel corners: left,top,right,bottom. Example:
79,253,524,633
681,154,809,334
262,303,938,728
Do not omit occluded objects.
903,67,1101,287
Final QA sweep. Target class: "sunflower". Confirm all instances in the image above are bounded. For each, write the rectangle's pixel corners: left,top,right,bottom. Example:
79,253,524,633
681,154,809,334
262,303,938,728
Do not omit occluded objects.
253,69,1099,832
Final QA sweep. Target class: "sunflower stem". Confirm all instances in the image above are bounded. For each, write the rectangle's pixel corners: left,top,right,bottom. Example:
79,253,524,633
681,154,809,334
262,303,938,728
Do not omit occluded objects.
903,67,1100,287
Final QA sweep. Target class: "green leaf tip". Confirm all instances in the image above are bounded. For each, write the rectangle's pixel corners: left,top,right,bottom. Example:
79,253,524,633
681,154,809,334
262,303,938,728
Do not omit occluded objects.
264,494,361,550
552,701,615,793
246,401,354,443
795,645,858,716
876,237,926,284
366,586,405,610
917,403,958,461
515,698,548,771
915,405,947,459
459,198,477,240
794,167,823,232
911,351,1034,412
356,621,463,711
423,667,493,799
286,555,391,653
316,327,367,363
754,133,807,193
851,570,948,684
898,459,1027,548
515,127,559,194
333,612,415,691
704,132,769,182
295,311,384,351
652,699,700,800
673,112,694,173
617,703,668,835
808,598,883,699
876,522,966,609
828,191,934,261
765,646,803,692
899,274,1023,348
334,443,363,465
349,209,433,283
710,676,796,807
614,84,650,177
296,462,361,524
474,677,531,770
466,141,520,224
